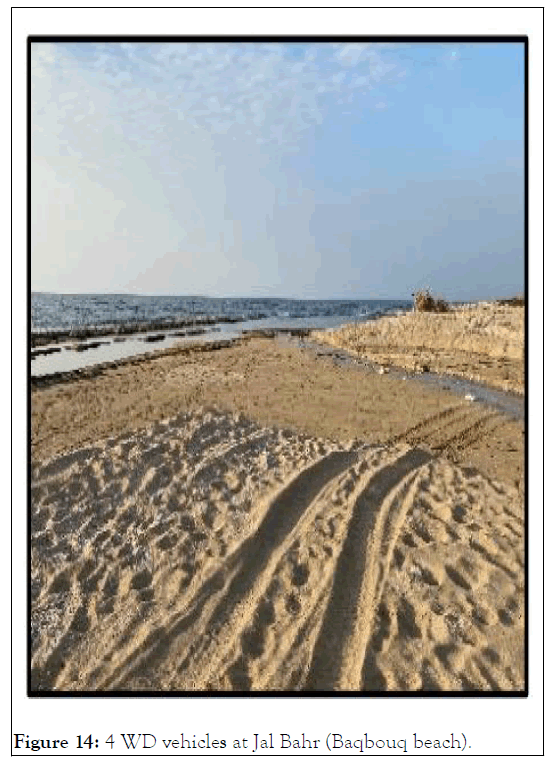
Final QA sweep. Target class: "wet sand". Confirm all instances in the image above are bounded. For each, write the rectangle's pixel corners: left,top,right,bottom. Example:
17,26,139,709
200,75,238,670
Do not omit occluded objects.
30,329,525,692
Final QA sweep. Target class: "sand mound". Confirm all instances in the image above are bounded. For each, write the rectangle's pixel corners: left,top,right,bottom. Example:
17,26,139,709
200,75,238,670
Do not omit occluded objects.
313,304,524,394
31,408,524,692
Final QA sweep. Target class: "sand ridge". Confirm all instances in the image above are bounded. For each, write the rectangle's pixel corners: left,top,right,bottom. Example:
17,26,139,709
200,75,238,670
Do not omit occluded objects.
312,303,524,395
31,407,524,692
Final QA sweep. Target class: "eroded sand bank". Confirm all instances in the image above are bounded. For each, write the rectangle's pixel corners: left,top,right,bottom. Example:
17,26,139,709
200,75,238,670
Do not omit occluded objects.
312,303,524,395
30,336,525,692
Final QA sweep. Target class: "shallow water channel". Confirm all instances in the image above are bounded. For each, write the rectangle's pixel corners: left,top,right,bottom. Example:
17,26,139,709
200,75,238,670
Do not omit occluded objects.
294,339,524,422
30,315,349,378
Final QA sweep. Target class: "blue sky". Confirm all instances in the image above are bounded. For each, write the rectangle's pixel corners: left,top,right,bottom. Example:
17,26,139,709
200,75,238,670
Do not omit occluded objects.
31,41,525,299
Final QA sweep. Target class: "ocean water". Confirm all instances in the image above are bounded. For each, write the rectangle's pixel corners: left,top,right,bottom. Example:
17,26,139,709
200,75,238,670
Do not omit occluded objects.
31,293,410,332
30,293,411,377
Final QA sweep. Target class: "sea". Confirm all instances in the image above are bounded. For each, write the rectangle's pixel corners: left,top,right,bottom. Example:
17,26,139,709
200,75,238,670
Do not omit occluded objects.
31,293,412,332
31,293,412,377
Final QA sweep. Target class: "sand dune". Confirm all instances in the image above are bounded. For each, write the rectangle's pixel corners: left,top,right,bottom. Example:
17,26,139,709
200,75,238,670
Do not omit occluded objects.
31,407,524,692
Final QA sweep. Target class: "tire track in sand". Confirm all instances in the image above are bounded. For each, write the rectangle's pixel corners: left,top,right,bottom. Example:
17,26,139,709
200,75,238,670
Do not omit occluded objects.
198,449,393,690
95,449,358,690
390,405,501,456
197,446,432,691
305,447,432,691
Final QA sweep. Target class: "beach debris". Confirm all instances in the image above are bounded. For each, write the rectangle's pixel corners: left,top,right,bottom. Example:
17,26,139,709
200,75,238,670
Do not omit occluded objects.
465,394,475,402
413,362,430,373
377,366,390,375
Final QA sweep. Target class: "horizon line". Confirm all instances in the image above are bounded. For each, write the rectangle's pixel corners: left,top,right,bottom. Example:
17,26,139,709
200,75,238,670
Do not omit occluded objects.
30,290,521,302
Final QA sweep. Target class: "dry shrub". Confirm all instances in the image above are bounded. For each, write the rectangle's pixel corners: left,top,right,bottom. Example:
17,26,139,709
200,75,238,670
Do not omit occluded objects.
413,289,450,313
497,295,525,307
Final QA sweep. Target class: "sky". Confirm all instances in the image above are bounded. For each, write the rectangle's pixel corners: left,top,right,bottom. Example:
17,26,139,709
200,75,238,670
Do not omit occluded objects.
31,41,525,300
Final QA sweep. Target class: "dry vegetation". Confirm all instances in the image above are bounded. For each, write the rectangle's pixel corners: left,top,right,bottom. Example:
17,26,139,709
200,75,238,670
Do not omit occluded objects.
413,288,450,313
497,295,525,307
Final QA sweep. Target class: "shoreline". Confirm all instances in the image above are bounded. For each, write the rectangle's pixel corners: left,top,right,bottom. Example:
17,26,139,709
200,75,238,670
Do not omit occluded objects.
30,297,412,347
30,338,244,388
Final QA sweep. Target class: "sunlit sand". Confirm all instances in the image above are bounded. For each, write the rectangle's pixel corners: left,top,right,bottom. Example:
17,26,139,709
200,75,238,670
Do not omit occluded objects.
31,310,524,692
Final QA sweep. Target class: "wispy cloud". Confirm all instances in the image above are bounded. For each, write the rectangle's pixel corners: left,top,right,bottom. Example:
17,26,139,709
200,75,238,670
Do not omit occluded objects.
31,42,404,158
31,42,409,294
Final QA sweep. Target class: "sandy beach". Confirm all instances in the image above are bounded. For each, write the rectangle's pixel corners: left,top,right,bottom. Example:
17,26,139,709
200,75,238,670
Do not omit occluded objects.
30,306,525,692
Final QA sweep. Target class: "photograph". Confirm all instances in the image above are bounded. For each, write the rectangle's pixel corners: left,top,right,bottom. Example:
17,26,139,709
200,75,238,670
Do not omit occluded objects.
29,36,526,696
